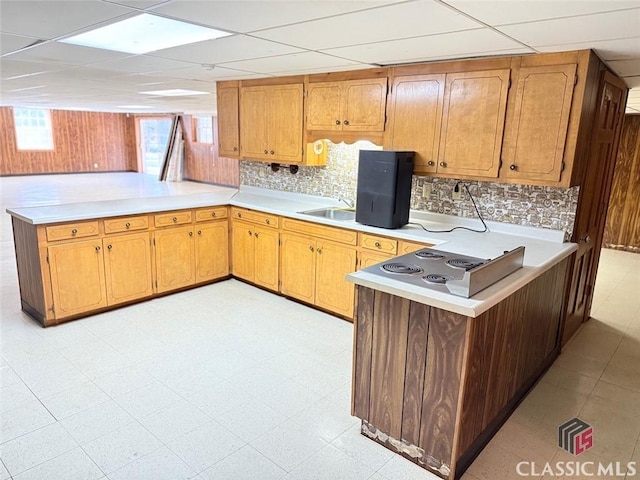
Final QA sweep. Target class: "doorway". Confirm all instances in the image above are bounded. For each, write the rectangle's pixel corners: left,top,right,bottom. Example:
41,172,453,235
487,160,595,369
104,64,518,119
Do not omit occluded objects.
136,117,172,175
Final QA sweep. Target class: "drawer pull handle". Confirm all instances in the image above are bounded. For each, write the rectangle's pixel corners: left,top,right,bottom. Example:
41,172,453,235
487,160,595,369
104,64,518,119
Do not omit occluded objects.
238,212,242,218
107,244,112,250
309,245,314,252
71,228,78,236
335,120,341,125
375,242,381,248
172,217,178,223
125,222,131,229
343,120,349,126
197,230,202,235
439,162,446,167
265,219,270,225
270,150,274,155
188,231,193,237
509,164,517,171
211,212,216,217
428,160,434,166
95,246,101,252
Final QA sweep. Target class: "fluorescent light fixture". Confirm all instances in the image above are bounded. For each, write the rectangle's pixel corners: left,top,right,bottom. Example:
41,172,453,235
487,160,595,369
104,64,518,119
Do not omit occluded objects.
140,89,209,96
60,13,232,54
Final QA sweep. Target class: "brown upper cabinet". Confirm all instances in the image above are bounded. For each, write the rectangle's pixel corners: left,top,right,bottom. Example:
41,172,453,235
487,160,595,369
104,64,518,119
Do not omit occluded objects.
501,63,577,183
216,85,240,158
306,78,388,132
240,83,303,163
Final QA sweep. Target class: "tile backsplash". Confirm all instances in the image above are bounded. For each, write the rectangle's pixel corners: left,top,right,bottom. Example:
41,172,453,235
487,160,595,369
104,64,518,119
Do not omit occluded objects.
240,141,579,238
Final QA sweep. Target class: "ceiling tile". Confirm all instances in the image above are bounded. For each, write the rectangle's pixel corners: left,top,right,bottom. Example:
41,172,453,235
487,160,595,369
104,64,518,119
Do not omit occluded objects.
89,55,197,73
624,76,640,88
252,1,483,51
323,28,531,65
161,65,265,82
219,51,361,75
149,0,407,34
148,35,304,65
536,37,640,61
101,0,171,8
442,0,640,26
607,58,640,77
0,58,72,80
0,0,136,39
497,9,640,47
6,42,131,66
1,33,40,55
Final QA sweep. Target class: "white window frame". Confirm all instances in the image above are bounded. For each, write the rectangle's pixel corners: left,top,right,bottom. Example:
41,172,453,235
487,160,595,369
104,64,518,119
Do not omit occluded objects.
13,108,54,151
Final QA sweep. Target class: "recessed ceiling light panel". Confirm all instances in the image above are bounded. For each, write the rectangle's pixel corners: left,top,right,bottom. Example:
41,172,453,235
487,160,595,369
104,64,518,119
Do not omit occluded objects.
61,13,232,54
140,89,209,96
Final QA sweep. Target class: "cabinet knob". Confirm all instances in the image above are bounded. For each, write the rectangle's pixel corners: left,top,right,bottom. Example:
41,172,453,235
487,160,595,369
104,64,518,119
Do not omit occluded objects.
439,162,446,167
233,147,238,151
172,217,178,223
95,246,101,252
125,222,131,229
428,161,435,167
248,230,252,236
509,164,517,171
237,212,242,218
335,120,341,125
265,219,270,225
270,150,274,155
255,232,259,238
71,228,78,236
580,234,591,243
211,212,216,217
264,149,268,154
309,245,314,252
317,248,322,255
374,242,381,249
197,230,202,235
107,244,112,250
343,120,349,126
188,231,193,237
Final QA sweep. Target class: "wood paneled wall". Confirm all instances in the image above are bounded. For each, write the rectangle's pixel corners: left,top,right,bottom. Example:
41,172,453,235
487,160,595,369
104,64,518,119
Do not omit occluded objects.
604,114,640,252
0,107,137,175
182,115,239,187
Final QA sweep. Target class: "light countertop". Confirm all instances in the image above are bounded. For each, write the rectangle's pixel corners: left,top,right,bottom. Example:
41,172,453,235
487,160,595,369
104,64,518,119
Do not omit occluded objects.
6,180,576,317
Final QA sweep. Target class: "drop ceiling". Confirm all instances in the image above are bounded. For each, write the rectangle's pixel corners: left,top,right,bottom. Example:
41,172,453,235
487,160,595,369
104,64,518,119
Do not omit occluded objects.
1,0,639,114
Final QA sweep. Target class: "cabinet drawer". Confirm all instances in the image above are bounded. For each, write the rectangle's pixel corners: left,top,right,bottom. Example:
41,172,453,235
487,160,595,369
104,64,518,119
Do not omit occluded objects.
231,207,278,228
104,215,149,234
398,240,434,254
46,221,100,242
195,207,228,222
281,218,357,245
154,211,192,227
359,234,397,254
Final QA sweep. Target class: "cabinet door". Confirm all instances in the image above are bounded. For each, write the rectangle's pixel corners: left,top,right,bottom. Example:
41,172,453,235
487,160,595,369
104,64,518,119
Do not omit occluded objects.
240,86,269,160
316,240,357,318
195,221,229,283
359,250,393,269
254,227,280,291
104,232,153,306
502,64,577,183
268,84,303,163
306,82,343,131
438,70,510,178
388,75,445,173
155,226,195,293
280,232,315,303
341,78,388,132
231,220,255,282
217,86,240,158
48,239,107,318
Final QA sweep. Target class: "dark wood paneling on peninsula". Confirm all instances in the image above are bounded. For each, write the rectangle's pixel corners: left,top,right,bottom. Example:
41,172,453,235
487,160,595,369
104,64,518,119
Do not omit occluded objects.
182,115,239,187
352,257,570,479
0,107,137,175
604,115,640,252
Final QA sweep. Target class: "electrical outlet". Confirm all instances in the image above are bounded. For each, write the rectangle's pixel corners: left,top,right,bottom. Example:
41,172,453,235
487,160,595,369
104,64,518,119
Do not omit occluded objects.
452,187,462,200
422,183,431,198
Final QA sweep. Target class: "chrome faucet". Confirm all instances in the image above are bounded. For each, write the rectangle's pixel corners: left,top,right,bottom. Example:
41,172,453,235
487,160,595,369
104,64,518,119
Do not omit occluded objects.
338,198,355,208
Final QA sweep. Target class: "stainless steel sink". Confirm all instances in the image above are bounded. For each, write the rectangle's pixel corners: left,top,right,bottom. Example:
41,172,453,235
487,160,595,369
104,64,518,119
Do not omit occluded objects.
298,207,356,221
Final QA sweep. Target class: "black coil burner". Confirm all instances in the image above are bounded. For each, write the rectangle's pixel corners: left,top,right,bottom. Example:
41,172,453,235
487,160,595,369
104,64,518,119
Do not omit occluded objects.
423,274,453,285
380,263,424,275
446,258,485,271
415,251,445,260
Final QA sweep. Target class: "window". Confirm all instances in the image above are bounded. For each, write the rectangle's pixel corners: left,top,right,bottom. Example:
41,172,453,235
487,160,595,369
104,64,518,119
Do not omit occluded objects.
193,116,213,144
13,108,54,150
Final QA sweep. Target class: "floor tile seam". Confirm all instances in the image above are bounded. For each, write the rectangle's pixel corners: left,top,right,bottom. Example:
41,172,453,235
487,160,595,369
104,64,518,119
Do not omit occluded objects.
99,443,168,479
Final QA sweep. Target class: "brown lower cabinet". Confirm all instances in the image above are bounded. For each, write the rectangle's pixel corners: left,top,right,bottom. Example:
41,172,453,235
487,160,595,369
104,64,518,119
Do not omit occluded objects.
351,258,570,479
104,231,153,305
155,226,196,293
230,219,279,291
